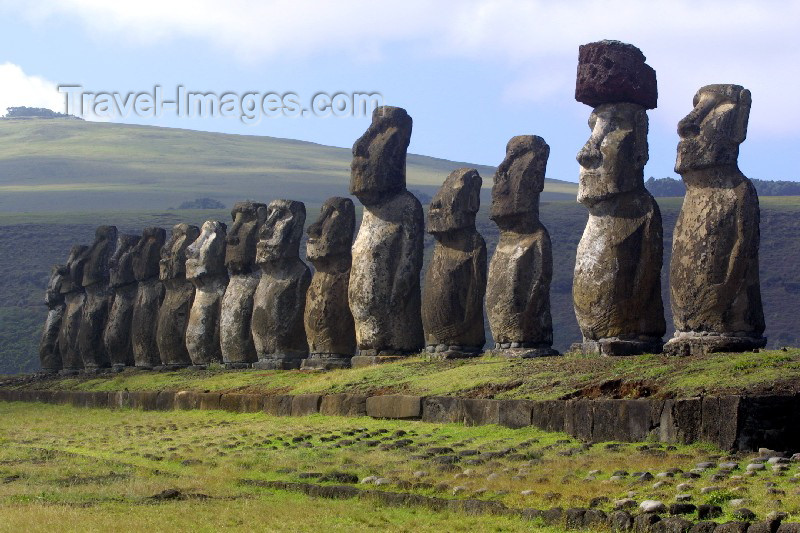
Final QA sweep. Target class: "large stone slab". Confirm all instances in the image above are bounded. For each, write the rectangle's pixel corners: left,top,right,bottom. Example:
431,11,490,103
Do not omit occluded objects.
291,394,322,416
319,394,367,417
366,394,422,419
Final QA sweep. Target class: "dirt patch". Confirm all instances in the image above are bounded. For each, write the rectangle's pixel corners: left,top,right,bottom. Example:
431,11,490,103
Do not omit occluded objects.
460,380,523,399
560,379,659,400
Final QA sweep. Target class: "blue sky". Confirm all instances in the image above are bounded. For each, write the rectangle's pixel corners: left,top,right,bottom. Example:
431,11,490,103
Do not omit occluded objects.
1,0,799,183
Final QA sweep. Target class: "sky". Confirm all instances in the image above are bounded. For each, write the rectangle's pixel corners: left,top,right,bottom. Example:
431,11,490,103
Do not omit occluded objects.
0,0,798,183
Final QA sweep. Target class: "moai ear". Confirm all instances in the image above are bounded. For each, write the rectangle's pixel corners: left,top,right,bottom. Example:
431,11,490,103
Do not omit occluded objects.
256,205,268,226
732,88,751,145
467,174,481,214
634,107,650,169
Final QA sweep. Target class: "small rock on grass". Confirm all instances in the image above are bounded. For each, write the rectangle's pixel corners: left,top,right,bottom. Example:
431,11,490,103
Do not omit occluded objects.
639,500,666,513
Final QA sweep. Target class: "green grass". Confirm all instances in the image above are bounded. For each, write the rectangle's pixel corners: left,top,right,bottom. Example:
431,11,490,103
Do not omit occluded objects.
1,401,797,530
10,348,800,401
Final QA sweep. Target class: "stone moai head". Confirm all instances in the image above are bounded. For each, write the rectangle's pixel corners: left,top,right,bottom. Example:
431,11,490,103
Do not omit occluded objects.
45,264,68,306
428,168,481,235
350,106,412,206
576,103,649,205
675,84,751,174
306,197,355,262
132,227,167,282
574,40,657,207
109,234,141,288
257,200,306,264
225,201,268,274
60,245,89,294
81,225,118,287
490,136,548,227
159,223,201,281
186,220,228,280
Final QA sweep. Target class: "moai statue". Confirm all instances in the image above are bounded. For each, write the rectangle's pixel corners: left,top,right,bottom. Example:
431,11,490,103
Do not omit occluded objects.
156,224,201,368
131,227,166,368
220,201,267,368
104,234,141,371
302,197,357,369
185,220,228,366
39,264,68,373
422,168,487,358
665,84,766,355
572,40,665,356
77,225,117,371
251,200,311,370
57,245,89,374
486,137,558,357
349,106,425,366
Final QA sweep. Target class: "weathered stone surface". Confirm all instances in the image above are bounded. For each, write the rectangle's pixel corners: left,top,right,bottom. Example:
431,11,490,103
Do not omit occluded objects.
251,200,311,370
302,197,356,369
131,227,166,368
486,136,557,357
573,102,665,355
104,234,140,369
366,394,422,419
156,224,200,368
291,394,322,416
185,220,228,366
263,395,293,416
575,40,657,109
221,202,267,366
531,400,566,432
349,106,424,357
78,225,117,370
422,168,486,356
666,84,765,356
498,399,534,428
39,264,67,372
57,245,89,373
319,394,367,417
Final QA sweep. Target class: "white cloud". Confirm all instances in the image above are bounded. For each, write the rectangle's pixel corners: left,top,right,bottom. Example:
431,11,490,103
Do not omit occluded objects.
2,0,799,135
0,63,64,116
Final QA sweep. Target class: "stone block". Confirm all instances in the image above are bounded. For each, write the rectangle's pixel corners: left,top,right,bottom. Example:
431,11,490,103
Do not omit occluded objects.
155,391,175,411
263,395,293,416
498,399,533,428
422,396,464,423
291,394,321,416
130,390,159,410
462,399,500,426
366,395,422,419
174,391,199,410
197,392,222,410
319,394,367,417
531,400,565,432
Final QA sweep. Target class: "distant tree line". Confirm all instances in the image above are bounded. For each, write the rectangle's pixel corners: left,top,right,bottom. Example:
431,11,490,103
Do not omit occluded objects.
645,177,800,197
2,106,81,120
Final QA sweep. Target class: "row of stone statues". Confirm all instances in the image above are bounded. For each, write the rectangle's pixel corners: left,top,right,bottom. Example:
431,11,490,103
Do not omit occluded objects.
38,39,766,373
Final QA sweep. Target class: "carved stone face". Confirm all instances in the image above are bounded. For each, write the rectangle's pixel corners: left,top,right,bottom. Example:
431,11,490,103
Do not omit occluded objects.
577,102,648,205
60,245,89,294
490,136,548,223
132,227,167,282
675,84,751,174
109,234,141,288
81,225,118,287
225,201,267,274
160,224,201,281
45,264,68,305
350,106,412,206
256,200,306,264
428,168,481,234
186,220,227,280
306,197,355,262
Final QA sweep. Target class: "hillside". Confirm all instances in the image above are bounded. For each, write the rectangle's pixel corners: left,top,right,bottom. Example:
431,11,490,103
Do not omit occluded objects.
0,118,577,213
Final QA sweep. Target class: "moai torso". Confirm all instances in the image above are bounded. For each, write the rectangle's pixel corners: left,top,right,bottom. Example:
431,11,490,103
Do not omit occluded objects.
185,220,228,366
422,168,487,357
302,197,357,369
104,234,140,369
57,245,89,372
220,202,267,367
78,225,117,370
572,41,664,356
39,264,68,372
156,223,200,367
131,227,166,368
486,136,557,356
251,200,311,370
667,84,765,355
348,106,424,360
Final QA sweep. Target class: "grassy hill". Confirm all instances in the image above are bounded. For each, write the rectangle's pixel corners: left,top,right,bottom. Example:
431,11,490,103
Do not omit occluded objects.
0,118,577,212
0,118,798,374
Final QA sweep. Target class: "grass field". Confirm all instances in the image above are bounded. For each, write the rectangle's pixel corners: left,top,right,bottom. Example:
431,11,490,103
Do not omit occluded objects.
2,401,798,531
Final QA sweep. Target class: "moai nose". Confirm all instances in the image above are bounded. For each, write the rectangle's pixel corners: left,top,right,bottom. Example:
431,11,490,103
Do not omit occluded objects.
677,113,701,138
577,141,602,169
